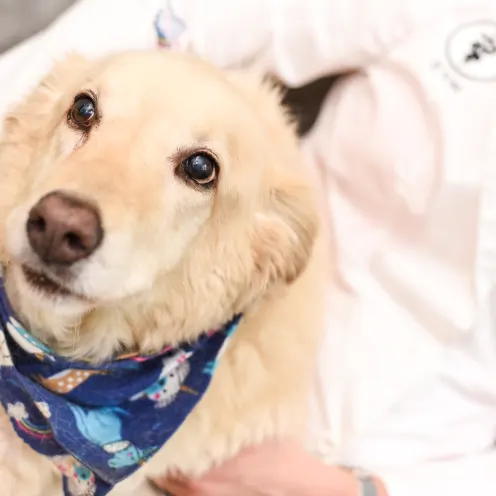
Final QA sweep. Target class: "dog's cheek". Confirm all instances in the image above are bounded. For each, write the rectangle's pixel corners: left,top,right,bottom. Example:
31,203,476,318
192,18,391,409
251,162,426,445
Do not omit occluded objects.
0,141,33,265
51,126,82,163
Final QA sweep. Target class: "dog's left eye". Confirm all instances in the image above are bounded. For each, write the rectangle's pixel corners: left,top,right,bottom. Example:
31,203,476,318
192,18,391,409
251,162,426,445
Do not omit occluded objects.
181,153,217,186
68,93,97,130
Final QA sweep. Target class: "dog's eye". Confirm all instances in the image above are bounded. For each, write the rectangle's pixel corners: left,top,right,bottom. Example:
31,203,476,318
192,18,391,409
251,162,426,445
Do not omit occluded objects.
68,93,97,129
182,153,217,186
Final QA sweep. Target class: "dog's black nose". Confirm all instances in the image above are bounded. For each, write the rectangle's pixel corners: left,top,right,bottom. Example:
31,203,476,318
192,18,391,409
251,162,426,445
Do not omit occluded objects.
26,191,103,266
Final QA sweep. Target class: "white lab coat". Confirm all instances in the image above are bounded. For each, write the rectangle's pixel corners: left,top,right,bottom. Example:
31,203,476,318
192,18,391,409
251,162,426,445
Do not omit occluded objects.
1,1,496,495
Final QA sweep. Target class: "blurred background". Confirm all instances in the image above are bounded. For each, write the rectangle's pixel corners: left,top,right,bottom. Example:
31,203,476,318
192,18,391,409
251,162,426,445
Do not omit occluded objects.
0,0,335,136
0,0,75,53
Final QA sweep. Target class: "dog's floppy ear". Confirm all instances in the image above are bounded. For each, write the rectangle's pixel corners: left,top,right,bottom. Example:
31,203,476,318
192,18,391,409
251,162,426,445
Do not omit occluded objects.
225,70,320,285
252,178,319,285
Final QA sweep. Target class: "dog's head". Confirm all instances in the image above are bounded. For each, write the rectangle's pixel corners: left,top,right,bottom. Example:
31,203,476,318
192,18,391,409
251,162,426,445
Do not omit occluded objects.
0,51,319,358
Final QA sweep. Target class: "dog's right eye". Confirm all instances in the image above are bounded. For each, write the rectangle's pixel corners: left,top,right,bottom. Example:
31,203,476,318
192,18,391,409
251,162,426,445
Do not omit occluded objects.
68,93,98,130
181,153,218,187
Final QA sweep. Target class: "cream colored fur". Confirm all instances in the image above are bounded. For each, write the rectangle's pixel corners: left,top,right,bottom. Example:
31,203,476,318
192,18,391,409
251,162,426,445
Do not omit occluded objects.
0,51,328,495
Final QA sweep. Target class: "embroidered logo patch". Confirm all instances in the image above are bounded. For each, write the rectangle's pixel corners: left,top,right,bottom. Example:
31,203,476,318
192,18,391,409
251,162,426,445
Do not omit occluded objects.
446,20,496,81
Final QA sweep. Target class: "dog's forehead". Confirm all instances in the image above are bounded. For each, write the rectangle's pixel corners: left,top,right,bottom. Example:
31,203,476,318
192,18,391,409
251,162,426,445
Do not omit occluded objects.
73,53,264,150
86,53,243,115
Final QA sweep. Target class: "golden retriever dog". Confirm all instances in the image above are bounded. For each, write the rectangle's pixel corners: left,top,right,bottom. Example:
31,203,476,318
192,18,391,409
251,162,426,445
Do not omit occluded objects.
0,51,327,496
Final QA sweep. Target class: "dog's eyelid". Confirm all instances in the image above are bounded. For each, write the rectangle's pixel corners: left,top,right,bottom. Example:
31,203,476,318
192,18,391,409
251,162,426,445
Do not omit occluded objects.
73,89,99,104
172,144,219,164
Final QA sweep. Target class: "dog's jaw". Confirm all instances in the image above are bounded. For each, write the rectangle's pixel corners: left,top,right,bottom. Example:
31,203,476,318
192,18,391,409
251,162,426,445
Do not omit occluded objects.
3,265,87,348
1,252,258,363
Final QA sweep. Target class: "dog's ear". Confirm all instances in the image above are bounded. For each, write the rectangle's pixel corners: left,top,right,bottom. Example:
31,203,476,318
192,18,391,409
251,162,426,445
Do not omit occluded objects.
225,70,320,285
251,179,319,285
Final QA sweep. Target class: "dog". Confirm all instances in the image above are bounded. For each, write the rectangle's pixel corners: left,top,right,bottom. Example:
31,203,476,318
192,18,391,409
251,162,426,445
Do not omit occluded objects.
0,50,328,495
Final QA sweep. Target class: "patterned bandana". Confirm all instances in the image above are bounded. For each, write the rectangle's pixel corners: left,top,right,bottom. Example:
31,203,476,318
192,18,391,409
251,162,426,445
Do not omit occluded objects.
0,276,240,496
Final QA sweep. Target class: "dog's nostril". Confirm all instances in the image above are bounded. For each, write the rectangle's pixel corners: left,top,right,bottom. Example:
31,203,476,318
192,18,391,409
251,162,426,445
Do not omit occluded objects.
64,232,85,252
26,191,104,266
27,215,46,233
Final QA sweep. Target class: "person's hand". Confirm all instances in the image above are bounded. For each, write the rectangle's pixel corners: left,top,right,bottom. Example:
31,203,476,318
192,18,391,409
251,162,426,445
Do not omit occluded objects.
152,439,386,496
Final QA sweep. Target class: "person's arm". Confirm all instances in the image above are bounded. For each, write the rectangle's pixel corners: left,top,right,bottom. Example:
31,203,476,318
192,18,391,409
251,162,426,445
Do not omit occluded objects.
0,0,162,115
166,0,467,86
153,440,496,496
152,439,389,496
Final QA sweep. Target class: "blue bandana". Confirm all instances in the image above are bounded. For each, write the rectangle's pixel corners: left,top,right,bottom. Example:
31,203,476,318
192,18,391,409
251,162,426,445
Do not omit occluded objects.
0,276,240,496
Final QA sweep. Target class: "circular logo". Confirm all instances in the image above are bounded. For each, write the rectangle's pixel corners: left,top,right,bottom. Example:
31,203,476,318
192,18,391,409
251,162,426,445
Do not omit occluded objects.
446,20,496,81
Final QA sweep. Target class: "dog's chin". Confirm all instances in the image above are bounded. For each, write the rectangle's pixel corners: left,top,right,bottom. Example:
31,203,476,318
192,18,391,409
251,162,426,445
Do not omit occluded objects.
10,264,93,317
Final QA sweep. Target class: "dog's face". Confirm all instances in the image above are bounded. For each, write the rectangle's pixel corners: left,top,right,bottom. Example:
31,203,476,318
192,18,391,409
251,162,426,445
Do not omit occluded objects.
0,52,318,357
